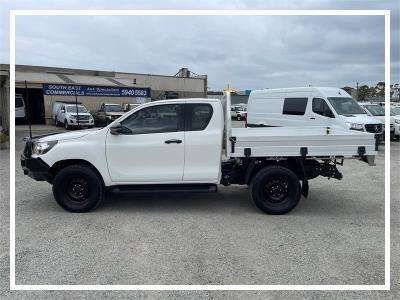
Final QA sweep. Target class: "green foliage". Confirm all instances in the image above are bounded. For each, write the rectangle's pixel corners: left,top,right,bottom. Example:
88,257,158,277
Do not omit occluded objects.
0,132,9,143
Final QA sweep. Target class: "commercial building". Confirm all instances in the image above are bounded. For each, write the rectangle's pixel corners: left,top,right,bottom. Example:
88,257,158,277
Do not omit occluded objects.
0,64,207,124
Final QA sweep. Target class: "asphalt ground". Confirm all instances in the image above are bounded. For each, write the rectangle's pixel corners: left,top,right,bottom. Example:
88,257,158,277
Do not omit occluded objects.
0,122,399,299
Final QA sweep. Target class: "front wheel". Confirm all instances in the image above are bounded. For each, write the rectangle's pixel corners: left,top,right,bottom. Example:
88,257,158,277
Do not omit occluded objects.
64,119,70,130
249,166,301,214
52,164,104,212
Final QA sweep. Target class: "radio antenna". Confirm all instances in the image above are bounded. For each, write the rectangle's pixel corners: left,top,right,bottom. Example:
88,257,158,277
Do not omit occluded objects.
74,85,80,127
24,80,32,139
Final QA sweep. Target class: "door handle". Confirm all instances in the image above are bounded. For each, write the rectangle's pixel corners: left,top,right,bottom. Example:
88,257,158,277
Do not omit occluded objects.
310,117,316,120
165,139,182,144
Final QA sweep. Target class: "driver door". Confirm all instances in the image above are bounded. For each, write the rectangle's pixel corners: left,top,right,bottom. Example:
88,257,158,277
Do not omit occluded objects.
310,98,335,126
105,103,185,183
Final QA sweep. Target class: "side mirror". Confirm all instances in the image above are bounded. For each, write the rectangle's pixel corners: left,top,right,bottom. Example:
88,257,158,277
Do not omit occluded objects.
60,109,65,113
110,122,132,135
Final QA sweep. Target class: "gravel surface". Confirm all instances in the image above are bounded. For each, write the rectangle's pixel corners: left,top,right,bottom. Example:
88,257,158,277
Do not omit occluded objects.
0,124,398,299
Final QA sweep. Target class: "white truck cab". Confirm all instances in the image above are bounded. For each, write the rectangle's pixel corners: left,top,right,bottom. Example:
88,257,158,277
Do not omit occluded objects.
247,87,384,137
21,94,377,215
55,103,94,130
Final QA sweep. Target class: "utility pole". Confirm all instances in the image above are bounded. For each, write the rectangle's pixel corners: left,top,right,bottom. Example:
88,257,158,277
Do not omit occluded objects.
356,81,359,101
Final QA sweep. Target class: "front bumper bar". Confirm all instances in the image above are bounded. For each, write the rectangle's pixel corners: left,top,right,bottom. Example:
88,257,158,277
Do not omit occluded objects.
21,154,52,182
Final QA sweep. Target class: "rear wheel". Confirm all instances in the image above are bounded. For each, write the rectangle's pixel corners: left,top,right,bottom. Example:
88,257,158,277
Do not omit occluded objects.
52,164,104,212
249,166,301,214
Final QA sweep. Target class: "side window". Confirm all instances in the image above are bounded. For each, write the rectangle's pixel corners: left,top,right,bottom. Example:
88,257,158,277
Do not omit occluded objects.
186,104,213,131
282,98,308,115
312,98,334,118
121,104,183,134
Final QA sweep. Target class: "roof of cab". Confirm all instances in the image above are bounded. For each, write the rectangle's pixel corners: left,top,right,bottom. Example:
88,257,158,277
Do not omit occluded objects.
147,98,221,104
250,87,351,98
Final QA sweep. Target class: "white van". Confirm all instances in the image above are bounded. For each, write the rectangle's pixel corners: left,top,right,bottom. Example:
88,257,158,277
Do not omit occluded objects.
15,94,26,121
247,87,384,137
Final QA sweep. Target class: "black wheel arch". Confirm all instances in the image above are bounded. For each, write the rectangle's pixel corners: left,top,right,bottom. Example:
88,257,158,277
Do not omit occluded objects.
50,159,105,187
244,158,305,185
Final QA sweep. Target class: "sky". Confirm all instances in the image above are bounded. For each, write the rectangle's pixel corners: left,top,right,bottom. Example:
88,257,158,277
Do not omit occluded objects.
0,0,399,91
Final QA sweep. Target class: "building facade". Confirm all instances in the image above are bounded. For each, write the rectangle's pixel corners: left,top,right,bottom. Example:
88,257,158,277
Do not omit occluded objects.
1,64,207,125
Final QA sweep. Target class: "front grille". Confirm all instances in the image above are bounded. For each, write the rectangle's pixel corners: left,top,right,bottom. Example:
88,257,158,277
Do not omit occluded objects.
77,115,90,120
365,124,383,133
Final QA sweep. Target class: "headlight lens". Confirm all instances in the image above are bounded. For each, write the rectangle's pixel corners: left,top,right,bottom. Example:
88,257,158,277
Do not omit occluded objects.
345,122,364,131
70,114,77,119
32,140,58,155
395,119,400,124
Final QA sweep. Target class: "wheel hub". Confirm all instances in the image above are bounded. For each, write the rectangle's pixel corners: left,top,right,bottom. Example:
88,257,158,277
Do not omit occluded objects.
67,178,88,202
265,179,288,203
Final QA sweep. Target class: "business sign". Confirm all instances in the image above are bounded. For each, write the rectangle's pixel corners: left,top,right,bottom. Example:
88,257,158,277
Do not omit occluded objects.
43,84,151,98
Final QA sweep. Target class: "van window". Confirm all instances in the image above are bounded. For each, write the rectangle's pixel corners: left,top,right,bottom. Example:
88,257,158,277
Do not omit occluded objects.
122,104,183,134
282,98,308,115
185,104,213,131
312,98,335,118
15,97,24,108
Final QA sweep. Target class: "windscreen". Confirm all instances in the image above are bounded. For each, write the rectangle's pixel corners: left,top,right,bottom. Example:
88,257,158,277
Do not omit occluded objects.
66,106,87,113
327,97,366,115
363,105,385,116
391,107,400,115
105,105,123,112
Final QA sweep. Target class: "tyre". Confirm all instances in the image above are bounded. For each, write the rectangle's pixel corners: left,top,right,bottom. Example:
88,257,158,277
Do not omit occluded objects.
249,165,301,214
55,118,58,127
52,164,104,212
64,119,69,130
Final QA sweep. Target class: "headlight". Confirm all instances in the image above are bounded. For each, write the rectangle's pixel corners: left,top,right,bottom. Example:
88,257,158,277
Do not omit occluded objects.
345,122,364,131
69,114,77,119
395,119,400,124
32,140,58,155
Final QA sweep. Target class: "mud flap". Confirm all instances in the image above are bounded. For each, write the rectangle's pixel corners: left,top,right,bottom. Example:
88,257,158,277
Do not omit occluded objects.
301,180,309,198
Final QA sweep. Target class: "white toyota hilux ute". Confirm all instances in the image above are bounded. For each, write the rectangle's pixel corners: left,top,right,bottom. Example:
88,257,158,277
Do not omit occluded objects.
21,93,377,214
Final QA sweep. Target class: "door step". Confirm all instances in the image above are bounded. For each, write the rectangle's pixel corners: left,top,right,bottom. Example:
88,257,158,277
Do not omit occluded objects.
109,184,218,194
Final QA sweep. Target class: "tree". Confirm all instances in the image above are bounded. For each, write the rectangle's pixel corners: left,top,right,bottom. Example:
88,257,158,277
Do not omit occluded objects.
342,86,354,96
375,82,385,97
357,85,373,101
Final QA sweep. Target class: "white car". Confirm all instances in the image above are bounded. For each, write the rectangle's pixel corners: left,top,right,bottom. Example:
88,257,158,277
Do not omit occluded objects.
15,94,26,121
360,103,395,139
230,105,247,121
55,104,94,130
390,106,400,141
21,94,377,214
